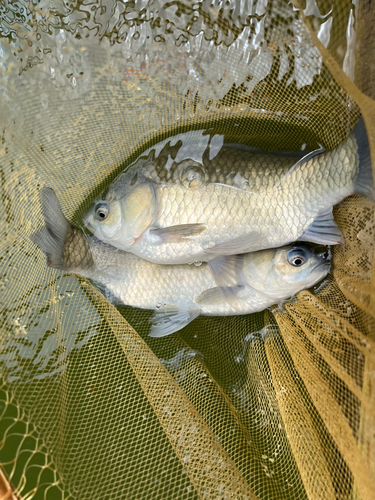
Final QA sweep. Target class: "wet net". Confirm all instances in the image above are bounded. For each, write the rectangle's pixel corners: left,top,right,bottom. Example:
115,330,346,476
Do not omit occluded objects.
0,0,374,499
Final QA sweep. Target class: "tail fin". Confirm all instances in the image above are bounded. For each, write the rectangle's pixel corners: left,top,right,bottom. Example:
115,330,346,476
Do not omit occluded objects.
30,187,72,270
353,117,375,203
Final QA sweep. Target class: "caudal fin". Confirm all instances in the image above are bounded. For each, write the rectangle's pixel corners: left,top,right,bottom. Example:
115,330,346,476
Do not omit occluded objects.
353,117,375,203
30,187,72,269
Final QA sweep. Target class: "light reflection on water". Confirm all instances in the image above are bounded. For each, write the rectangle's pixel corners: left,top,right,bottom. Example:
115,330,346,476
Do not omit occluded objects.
2,275,101,384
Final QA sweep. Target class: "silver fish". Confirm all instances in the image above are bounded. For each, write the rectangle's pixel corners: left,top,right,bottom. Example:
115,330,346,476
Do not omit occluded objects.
83,119,374,268
33,188,330,337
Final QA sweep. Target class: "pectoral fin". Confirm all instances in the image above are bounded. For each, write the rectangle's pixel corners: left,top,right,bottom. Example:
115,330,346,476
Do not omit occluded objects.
206,254,244,306
150,223,206,243
196,286,243,306
205,232,263,255
208,254,244,286
299,207,344,245
149,305,200,337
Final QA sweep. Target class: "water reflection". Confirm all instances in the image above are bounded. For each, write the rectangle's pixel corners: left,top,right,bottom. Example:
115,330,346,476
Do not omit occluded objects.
1,275,101,383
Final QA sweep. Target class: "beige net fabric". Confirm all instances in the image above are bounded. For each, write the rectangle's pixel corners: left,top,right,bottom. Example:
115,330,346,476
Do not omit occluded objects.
0,1,374,499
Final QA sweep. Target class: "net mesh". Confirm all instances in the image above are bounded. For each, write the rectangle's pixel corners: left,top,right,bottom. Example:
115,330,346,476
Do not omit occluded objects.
0,0,374,499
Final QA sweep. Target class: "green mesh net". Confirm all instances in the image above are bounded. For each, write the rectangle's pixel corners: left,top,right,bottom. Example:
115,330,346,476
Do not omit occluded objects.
0,1,374,499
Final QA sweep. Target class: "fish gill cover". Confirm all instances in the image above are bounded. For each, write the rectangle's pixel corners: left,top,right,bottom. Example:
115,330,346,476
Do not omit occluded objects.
0,1,374,499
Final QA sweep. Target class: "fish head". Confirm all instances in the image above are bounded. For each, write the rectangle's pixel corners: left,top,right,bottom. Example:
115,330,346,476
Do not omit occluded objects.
83,192,123,243
271,244,330,294
83,183,155,251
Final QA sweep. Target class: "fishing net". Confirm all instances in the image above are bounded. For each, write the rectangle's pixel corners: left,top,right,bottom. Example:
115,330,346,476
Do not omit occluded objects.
0,0,374,499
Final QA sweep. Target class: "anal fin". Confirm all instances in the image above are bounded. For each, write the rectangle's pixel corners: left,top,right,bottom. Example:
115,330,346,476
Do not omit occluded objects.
300,207,344,245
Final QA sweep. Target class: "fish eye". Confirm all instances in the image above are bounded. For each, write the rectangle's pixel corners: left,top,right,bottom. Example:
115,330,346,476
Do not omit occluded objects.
287,248,307,267
94,202,109,221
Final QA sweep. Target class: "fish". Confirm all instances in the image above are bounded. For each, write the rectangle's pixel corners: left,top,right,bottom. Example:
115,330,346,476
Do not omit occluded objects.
83,118,374,269
33,188,330,337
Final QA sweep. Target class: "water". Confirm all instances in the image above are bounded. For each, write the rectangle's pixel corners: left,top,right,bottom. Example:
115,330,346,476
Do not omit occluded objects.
0,0,368,498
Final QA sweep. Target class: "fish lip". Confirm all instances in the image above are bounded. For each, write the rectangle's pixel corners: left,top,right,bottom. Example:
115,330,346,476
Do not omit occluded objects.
315,262,331,275
82,217,96,237
83,215,92,231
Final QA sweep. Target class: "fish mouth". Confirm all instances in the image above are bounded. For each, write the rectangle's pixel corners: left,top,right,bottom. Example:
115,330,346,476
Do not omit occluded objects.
83,215,92,231
314,262,331,275
82,216,97,237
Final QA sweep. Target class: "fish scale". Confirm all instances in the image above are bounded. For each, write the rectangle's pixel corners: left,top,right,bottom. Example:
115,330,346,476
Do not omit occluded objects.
84,119,373,264
33,188,331,337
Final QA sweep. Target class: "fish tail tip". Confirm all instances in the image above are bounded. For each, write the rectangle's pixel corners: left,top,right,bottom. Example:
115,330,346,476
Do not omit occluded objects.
353,117,375,203
31,187,71,270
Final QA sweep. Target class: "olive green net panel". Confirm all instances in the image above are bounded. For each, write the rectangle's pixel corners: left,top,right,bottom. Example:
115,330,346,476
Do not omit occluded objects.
0,1,374,499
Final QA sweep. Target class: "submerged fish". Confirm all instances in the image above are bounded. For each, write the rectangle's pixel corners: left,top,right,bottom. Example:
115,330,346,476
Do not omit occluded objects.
33,188,330,337
84,119,374,267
